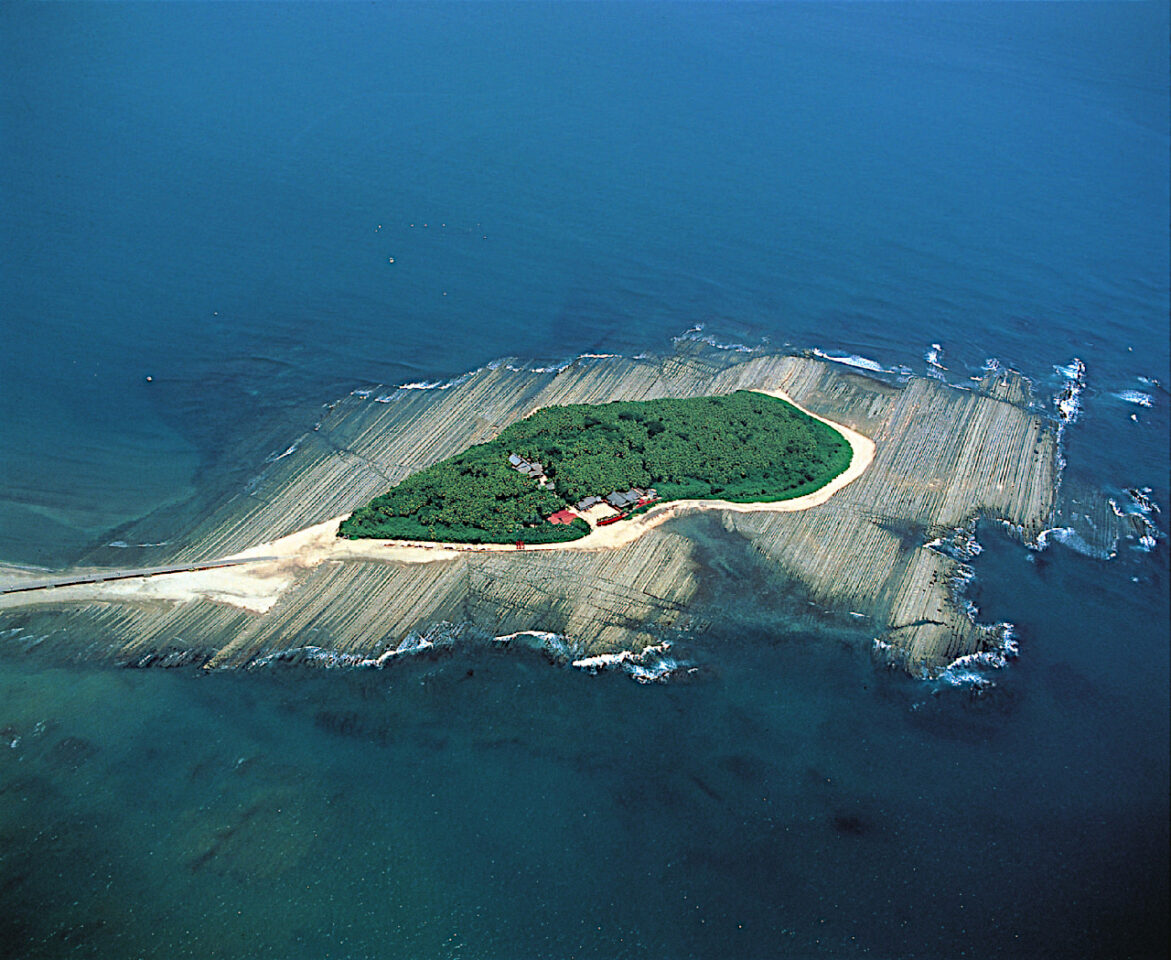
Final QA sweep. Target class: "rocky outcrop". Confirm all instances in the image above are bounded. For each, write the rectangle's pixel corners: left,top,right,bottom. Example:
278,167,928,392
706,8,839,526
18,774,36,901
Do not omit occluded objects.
0,346,1059,674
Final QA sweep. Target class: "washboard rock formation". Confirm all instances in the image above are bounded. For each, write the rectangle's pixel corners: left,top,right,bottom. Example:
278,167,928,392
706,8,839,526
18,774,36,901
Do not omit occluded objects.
0,347,1059,675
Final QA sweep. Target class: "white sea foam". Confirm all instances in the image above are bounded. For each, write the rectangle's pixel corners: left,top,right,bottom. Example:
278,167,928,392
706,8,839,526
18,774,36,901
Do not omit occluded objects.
812,348,885,373
252,640,425,670
249,624,465,670
265,441,299,463
929,625,1019,690
358,371,479,397
697,335,755,353
926,520,983,563
1114,390,1153,407
1052,358,1085,427
1129,487,1159,515
493,630,582,660
813,348,912,377
572,641,687,683
1035,526,1115,560
672,323,757,353
493,629,563,648
925,343,946,378
1054,390,1082,423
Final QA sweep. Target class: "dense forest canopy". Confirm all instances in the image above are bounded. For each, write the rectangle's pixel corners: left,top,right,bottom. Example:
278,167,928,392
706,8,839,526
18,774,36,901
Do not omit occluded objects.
339,391,852,543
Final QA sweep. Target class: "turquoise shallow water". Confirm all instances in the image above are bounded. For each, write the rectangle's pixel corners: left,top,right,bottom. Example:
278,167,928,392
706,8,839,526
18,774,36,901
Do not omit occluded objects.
1,3,1168,957
1,520,1167,958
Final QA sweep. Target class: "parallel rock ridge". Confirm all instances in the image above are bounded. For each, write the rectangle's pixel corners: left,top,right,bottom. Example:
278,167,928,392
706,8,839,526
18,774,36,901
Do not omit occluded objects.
0,347,1059,674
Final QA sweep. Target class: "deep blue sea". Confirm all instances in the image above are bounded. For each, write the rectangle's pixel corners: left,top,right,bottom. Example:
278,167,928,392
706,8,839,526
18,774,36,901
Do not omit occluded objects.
1,3,1167,958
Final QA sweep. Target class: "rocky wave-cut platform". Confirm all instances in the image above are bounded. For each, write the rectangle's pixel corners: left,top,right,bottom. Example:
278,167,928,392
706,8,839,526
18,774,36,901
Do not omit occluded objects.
0,345,1060,675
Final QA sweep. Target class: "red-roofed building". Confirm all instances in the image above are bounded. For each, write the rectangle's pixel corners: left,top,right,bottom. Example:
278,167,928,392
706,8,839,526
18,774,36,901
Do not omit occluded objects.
547,509,578,526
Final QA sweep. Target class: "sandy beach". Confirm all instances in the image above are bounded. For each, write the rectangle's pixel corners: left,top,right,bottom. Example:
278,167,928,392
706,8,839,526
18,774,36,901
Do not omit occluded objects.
0,388,874,614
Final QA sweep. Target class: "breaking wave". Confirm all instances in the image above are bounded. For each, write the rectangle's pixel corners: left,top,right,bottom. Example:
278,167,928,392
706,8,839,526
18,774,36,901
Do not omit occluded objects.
264,441,299,463
673,323,757,353
1034,526,1115,560
248,623,467,669
246,628,692,684
812,348,912,378
930,626,1019,691
572,641,692,684
924,342,946,378
1114,390,1153,407
1053,358,1085,427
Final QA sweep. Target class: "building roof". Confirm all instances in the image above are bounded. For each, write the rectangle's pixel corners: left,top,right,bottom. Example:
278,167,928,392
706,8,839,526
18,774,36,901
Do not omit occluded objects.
547,509,578,525
508,454,524,466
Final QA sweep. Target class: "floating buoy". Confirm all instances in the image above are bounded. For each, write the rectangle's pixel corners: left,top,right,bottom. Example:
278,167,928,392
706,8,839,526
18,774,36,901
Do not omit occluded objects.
145,375,153,382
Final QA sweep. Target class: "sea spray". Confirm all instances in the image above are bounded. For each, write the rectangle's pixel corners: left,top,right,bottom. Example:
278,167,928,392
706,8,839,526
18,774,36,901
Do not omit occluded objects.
925,342,947,378
1053,358,1086,430
572,641,692,684
1114,390,1154,407
812,347,913,378
673,323,758,354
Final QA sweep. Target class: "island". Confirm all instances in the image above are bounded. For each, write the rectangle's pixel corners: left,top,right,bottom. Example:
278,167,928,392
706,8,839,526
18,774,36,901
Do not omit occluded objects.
339,391,853,545
0,345,1067,678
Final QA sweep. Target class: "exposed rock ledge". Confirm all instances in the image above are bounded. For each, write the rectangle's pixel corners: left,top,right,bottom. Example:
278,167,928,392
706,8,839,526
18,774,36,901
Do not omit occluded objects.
0,347,1058,675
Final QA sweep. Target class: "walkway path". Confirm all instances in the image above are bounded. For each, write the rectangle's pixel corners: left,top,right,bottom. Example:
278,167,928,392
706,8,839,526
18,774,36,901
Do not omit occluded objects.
0,557,279,595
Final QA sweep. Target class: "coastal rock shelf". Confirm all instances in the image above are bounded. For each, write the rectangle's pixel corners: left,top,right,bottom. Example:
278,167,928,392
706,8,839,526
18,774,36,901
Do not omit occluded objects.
0,347,1060,674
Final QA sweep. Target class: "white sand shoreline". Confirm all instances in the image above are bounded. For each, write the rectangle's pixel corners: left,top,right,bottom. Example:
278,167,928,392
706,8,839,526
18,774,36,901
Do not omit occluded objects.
0,389,874,615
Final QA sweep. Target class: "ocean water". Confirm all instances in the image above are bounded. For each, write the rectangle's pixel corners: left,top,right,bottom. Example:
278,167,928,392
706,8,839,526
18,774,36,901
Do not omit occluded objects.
1,3,1167,958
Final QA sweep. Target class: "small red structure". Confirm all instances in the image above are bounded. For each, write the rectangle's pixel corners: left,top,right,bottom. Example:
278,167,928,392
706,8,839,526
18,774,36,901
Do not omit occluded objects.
547,509,578,526
515,540,525,550
597,514,626,527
